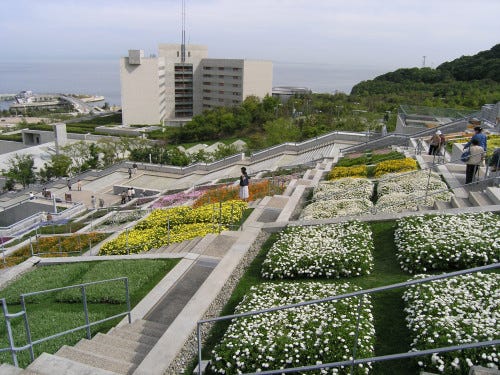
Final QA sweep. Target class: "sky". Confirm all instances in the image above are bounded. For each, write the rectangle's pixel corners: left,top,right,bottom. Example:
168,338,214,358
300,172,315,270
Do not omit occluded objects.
1,0,499,71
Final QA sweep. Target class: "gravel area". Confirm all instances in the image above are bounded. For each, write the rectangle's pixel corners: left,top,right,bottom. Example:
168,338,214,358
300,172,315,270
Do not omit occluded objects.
164,230,270,375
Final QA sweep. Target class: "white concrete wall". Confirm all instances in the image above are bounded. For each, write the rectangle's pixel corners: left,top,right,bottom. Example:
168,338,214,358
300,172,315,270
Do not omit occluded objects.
243,60,273,99
120,56,164,126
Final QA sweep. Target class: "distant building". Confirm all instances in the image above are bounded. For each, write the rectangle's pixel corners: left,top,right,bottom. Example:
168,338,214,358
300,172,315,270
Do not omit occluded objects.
120,44,273,126
272,86,312,103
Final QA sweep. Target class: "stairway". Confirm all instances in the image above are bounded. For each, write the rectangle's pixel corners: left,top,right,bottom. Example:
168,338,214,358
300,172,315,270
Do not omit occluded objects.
0,320,166,374
432,187,498,211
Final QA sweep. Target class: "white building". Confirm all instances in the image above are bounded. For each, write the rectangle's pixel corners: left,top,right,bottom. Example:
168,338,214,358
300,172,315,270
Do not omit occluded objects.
120,44,273,126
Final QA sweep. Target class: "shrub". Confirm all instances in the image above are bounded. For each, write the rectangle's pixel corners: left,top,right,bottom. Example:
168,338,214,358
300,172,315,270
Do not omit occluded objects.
374,158,417,177
328,165,368,179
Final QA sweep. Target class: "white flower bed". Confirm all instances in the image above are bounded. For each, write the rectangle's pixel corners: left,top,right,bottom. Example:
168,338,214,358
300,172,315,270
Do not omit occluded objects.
300,199,373,220
211,282,375,374
395,213,500,273
375,171,453,213
374,192,435,213
299,178,374,220
403,273,499,374
262,222,374,279
313,178,374,201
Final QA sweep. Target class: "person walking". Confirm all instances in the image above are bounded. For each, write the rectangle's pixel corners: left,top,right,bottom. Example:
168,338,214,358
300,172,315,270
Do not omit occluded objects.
133,163,138,174
465,139,485,184
428,130,442,155
127,187,132,201
239,167,250,201
77,179,82,191
121,190,127,204
67,179,72,191
128,167,132,179
91,195,97,209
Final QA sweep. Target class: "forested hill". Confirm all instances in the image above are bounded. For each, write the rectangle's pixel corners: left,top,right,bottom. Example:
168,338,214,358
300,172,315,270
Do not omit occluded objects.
351,44,500,108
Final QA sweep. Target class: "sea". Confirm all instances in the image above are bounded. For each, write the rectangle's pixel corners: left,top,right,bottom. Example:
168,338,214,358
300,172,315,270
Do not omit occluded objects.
0,59,387,110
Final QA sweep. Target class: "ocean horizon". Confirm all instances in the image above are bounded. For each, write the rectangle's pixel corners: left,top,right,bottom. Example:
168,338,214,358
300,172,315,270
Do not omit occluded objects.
0,59,388,108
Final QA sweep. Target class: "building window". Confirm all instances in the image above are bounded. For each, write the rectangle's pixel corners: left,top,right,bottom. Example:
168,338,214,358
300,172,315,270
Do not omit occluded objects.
233,76,239,79
218,83,224,86
203,82,211,86
219,75,224,78
177,51,179,57
218,98,224,102
204,66,212,70
218,67,224,71
233,100,239,103
232,84,239,87
219,90,224,94
203,74,212,78
203,89,211,93
233,67,240,71
203,97,211,100
232,92,239,96
188,51,191,57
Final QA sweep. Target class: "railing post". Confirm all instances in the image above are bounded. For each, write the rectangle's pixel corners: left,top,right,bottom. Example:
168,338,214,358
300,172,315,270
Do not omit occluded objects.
81,286,91,339
124,278,132,324
197,322,202,375
218,201,222,234
167,218,170,245
126,228,129,255
20,295,35,362
350,295,364,375
1,299,19,367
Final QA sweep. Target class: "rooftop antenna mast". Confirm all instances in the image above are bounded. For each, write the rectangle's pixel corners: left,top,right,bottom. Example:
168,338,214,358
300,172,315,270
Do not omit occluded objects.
181,0,186,63
422,55,426,68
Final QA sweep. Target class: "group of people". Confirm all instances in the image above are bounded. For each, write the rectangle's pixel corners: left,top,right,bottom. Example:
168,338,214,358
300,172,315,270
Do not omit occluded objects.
121,187,136,204
429,125,498,185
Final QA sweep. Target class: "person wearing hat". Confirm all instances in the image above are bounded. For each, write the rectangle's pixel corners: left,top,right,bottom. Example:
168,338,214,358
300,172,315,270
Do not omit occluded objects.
428,130,442,156
464,126,487,152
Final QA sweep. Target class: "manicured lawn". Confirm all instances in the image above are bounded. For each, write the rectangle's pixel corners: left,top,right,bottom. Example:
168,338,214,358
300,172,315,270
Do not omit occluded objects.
0,259,179,367
191,221,420,374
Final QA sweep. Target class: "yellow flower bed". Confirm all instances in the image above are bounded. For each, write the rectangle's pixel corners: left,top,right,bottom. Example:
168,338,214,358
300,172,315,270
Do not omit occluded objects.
328,165,368,180
374,158,417,177
99,200,247,255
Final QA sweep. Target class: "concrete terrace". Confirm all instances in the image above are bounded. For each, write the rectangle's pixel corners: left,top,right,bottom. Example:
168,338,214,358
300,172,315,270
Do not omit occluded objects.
0,126,499,374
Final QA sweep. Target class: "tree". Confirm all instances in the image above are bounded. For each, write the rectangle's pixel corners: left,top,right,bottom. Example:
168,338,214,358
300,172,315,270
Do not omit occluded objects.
39,154,72,182
4,154,36,188
61,141,91,173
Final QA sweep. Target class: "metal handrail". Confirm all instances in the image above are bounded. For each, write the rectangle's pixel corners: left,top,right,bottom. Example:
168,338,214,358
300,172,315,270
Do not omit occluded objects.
196,263,500,375
0,277,131,367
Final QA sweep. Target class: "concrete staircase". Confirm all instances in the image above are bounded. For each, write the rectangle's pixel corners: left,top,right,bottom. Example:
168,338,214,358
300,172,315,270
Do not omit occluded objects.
432,186,499,211
2,319,166,374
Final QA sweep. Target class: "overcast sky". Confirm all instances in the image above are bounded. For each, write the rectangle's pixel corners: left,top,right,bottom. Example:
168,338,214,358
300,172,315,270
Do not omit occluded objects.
1,0,498,71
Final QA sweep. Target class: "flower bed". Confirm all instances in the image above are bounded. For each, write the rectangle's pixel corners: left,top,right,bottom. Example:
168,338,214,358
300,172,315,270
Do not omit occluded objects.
99,201,247,255
300,199,373,220
4,233,109,268
403,273,499,374
211,281,374,374
193,180,285,207
313,178,374,201
300,178,374,220
374,157,417,177
328,165,368,179
375,171,453,213
262,222,374,279
151,191,203,208
395,212,500,273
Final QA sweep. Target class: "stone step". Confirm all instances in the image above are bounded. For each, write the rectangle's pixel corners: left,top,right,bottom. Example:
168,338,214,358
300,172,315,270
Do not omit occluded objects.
485,186,500,204
91,333,153,355
74,339,146,365
469,191,495,207
188,233,218,254
55,345,136,375
111,323,164,339
181,237,202,253
107,328,160,346
25,352,119,375
0,363,23,375
450,196,473,209
130,319,168,333
201,234,237,258
433,200,453,210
